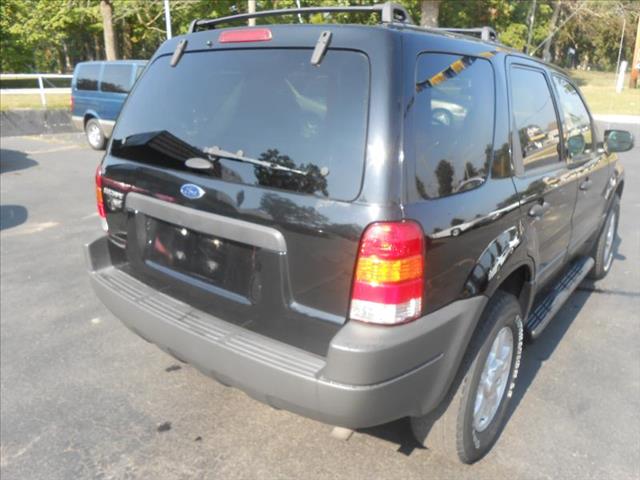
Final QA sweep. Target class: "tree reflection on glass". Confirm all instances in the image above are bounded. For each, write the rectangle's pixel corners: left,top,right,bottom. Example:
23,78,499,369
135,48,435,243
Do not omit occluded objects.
254,149,329,197
435,159,455,197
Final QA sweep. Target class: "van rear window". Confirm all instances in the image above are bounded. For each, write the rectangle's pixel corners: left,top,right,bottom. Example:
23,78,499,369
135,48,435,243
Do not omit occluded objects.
76,64,100,91
110,49,370,201
101,64,132,93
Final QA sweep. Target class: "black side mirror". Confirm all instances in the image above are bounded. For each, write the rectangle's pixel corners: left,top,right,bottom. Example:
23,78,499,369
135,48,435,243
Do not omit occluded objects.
605,129,634,153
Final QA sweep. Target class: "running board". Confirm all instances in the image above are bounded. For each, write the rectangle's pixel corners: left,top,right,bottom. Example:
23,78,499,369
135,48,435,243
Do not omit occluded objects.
526,256,594,339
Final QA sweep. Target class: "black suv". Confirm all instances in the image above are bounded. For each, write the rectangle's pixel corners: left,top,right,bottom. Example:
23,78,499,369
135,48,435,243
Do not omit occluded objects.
86,3,634,464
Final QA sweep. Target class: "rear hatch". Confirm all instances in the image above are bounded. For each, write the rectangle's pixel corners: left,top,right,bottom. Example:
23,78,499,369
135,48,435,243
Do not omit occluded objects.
100,36,375,356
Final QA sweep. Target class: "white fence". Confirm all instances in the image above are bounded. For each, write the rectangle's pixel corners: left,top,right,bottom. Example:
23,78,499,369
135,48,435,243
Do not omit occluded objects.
1,73,73,107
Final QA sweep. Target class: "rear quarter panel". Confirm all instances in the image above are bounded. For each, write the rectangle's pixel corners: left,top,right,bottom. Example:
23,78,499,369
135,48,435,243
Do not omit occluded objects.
401,34,526,313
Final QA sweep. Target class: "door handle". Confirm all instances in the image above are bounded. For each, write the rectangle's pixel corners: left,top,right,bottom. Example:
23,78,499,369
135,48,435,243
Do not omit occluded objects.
528,201,550,218
580,178,592,191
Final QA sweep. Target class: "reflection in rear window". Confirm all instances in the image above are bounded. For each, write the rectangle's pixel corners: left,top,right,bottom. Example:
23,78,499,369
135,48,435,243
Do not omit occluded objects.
111,49,370,201
101,64,132,93
76,64,100,91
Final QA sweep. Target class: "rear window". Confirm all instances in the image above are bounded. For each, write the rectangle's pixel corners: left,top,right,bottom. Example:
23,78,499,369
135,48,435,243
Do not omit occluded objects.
101,64,132,93
76,64,100,91
413,53,495,198
111,49,370,201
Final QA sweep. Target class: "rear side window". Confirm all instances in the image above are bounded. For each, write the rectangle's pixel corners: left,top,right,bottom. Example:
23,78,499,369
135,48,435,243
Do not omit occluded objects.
76,64,100,91
414,53,495,199
552,75,594,163
111,49,369,201
510,67,561,172
101,64,133,93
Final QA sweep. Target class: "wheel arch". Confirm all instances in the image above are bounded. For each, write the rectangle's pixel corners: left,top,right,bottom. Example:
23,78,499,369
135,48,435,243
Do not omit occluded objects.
83,110,100,126
490,264,534,318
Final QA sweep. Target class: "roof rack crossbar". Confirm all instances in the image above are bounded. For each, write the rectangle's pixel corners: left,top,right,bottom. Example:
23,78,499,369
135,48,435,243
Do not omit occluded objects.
435,27,498,42
189,2,413,33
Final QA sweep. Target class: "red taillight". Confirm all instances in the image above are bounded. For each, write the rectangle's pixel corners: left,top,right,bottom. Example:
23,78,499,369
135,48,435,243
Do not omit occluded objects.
218,28,272,43
349,221,425,325
95,164,106,219
70,95,74,112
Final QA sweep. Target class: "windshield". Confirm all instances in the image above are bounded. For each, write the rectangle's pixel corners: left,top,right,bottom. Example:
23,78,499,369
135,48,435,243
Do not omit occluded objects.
111,48,370,201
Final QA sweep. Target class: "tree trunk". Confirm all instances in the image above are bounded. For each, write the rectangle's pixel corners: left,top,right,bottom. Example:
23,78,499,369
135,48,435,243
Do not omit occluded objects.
542,1,561,62
100,0,118,60
94,33,102,60
420,0,440,28
248,0,256,27
61,40,72,72
122,20,133,59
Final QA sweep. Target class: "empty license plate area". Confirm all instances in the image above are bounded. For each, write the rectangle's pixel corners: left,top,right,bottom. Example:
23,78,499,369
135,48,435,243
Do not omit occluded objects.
141,215,256,298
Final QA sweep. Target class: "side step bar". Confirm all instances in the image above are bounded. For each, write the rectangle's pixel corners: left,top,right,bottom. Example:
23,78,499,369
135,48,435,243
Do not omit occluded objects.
526,256,594,339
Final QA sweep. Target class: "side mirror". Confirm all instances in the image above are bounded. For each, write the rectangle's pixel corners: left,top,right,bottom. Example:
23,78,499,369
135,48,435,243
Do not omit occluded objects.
566,133,585,157
605,129,634,153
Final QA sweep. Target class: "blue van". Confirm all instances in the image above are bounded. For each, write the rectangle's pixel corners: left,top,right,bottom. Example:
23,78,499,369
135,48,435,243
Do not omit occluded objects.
71,60,146,150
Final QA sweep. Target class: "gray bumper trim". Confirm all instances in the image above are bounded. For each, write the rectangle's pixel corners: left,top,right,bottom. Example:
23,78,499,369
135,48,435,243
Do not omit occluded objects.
71,115,84,130
86,236,486,428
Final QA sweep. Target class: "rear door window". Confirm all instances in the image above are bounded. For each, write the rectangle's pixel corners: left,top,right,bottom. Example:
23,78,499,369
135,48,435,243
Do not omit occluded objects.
101,64,133,93
76,64,100,91
413,53,495,198
510,67,561,172
111,49,370,201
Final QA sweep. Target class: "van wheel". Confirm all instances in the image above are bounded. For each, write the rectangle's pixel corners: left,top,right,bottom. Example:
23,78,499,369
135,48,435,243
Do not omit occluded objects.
411,291,523,464
588,196,620,280
85,118,106,150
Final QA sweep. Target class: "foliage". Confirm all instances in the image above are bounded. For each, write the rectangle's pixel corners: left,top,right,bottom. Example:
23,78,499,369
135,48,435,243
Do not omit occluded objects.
0,0,638,73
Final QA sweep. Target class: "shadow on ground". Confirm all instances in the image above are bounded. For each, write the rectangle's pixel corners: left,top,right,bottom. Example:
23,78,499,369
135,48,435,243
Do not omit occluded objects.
357,233,625,458
0,205,28,230
0,148,38,174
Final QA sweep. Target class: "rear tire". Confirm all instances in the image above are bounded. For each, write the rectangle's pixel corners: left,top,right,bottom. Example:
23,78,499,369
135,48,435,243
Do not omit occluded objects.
85,118,106,150
411,291,523,464
588,196,619,280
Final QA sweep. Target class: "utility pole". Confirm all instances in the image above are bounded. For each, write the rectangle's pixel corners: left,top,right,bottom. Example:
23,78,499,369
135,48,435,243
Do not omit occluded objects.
248,0,256,26
614,12,626,88
164,0,172,40
526,0,537,54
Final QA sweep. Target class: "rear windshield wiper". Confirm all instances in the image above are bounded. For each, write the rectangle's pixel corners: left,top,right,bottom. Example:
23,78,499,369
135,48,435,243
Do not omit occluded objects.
202,145,324,177
112,130,328,177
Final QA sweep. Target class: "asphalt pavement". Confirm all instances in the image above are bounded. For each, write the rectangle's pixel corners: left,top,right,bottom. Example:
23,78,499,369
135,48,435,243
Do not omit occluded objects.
1,125,639,480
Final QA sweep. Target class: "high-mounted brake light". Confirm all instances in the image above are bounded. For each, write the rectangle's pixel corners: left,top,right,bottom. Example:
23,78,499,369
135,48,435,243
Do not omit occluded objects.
219,28,272,43
95,164,106,218
349,221,425,325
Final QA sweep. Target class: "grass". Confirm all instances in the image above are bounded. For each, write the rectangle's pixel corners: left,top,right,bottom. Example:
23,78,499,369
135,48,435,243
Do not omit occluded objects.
0,93,70,111
570,70,640,116
0,71,638,115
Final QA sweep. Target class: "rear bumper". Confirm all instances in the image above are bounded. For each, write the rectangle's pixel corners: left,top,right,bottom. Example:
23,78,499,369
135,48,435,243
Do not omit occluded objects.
86,236,486,429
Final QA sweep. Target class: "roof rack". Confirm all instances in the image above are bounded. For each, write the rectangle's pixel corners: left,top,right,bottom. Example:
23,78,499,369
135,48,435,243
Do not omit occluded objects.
188,2,413,33
434,27,498,42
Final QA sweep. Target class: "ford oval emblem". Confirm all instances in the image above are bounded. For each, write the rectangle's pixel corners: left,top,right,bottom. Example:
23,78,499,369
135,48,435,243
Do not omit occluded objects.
180,184,205,200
